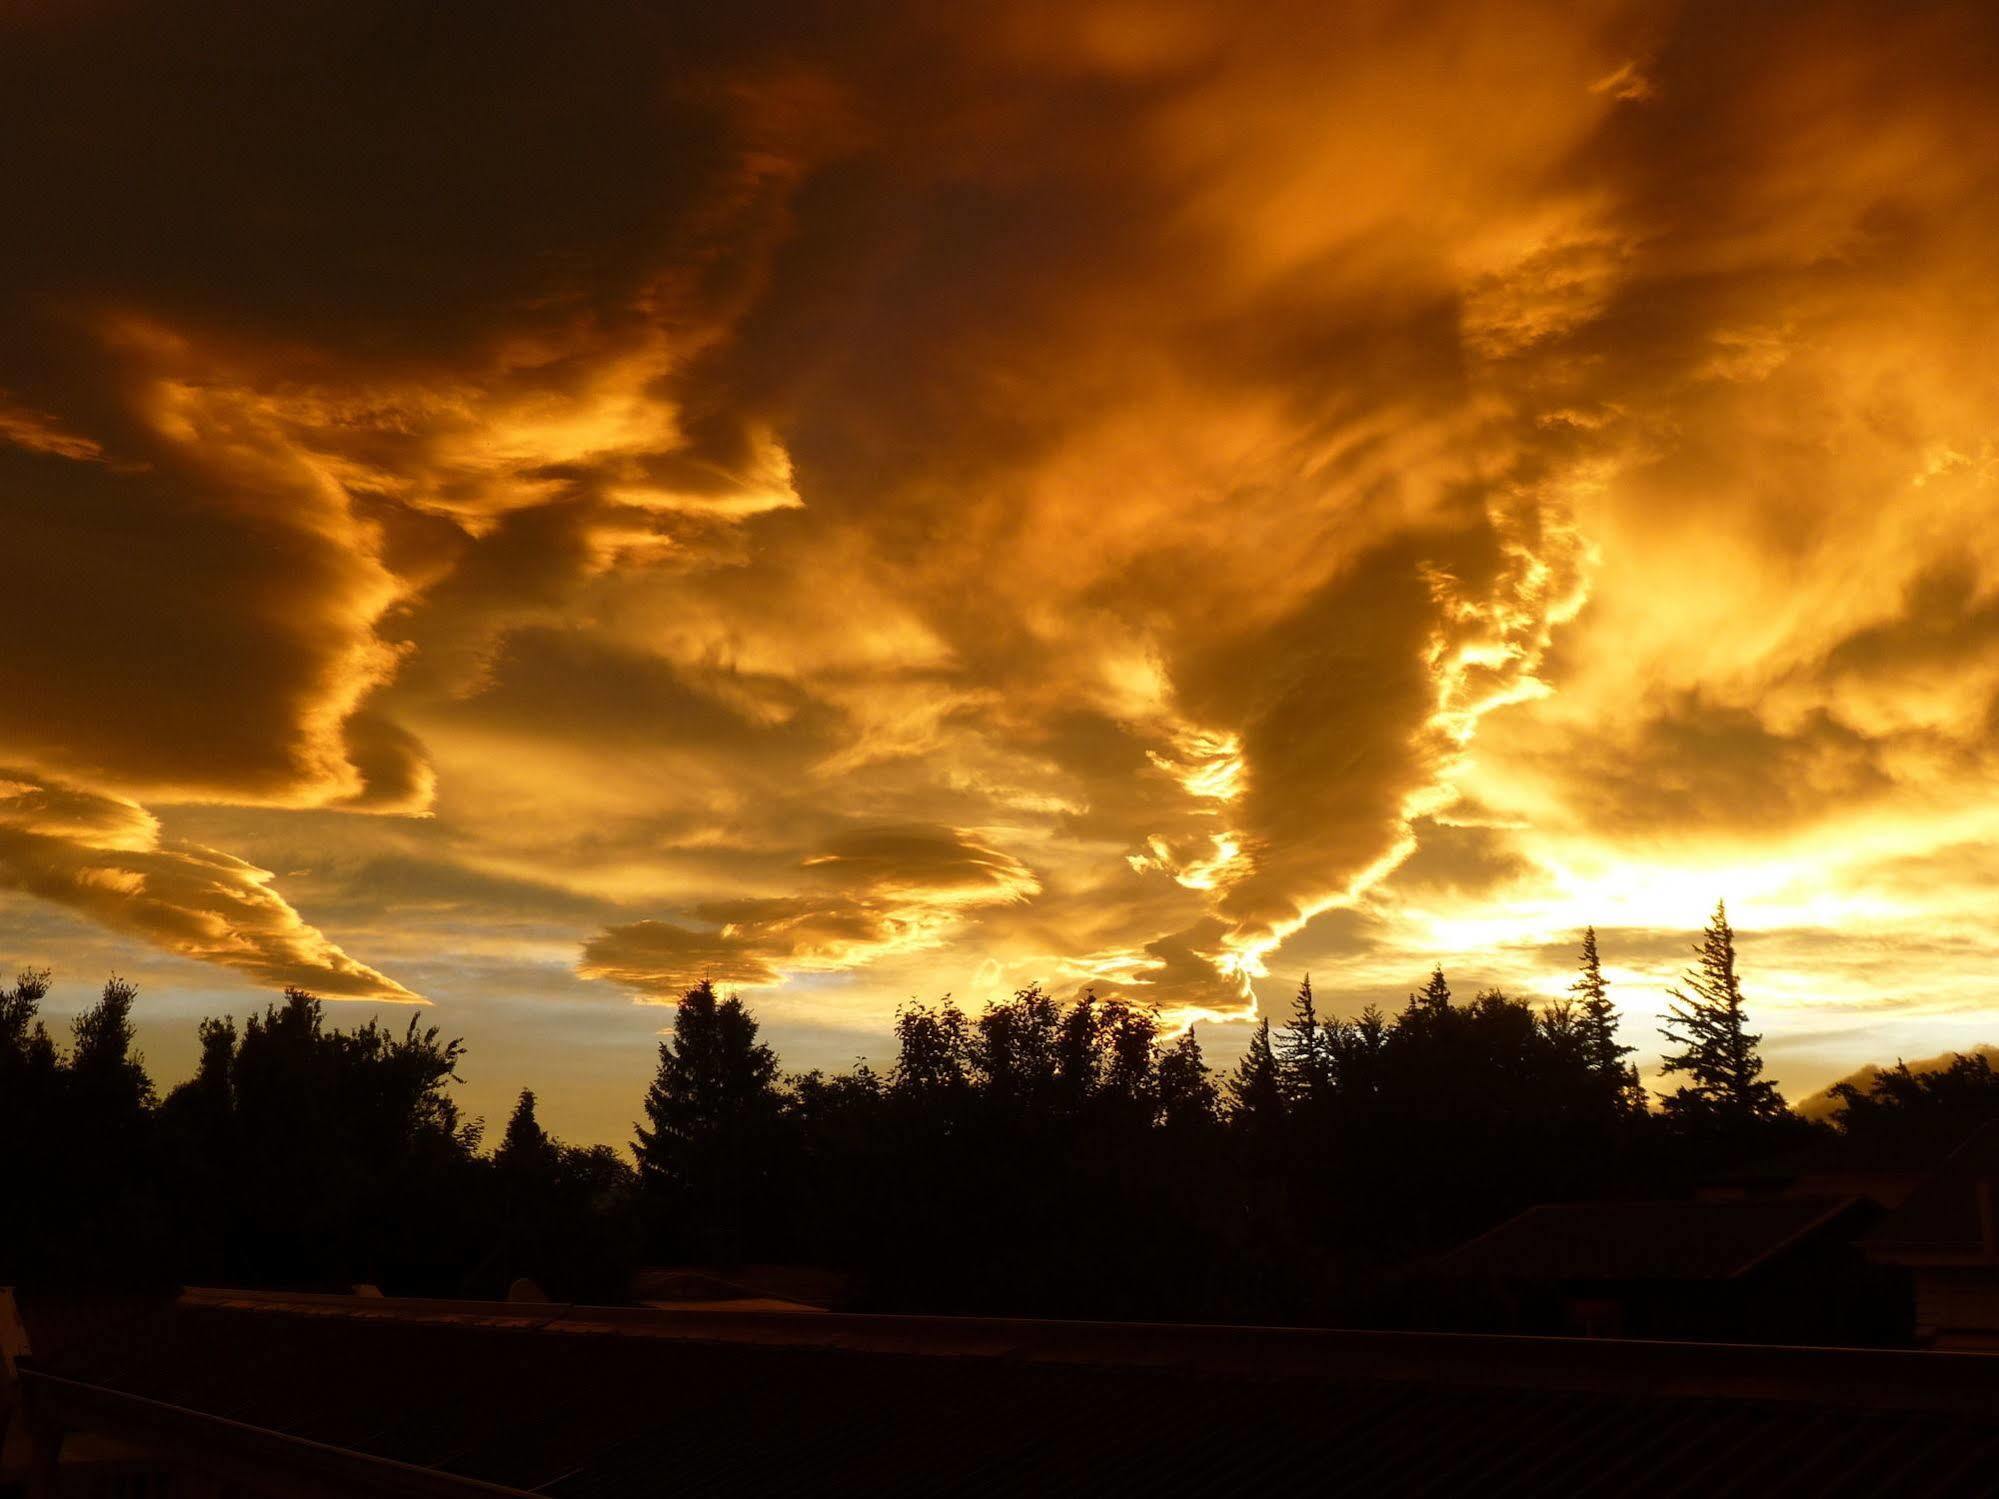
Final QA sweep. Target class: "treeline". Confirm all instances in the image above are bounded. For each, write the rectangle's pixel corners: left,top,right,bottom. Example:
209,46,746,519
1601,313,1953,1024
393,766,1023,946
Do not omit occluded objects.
5,903,1997,1322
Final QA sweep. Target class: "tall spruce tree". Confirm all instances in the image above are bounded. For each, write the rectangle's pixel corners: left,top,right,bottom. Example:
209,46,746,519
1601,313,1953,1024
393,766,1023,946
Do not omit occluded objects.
1571,927,1643,1113
1276,975,1335,1109
1659,902,1785,1125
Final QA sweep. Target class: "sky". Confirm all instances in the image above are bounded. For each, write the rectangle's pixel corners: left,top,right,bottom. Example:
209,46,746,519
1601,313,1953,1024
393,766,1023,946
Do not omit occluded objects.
6,0,1999,1147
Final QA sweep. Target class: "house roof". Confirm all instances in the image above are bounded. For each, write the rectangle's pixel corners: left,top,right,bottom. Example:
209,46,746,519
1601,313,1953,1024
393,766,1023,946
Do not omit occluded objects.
1424,1197,1867,1283
1866,1120,1999,1260
17,1286,1999,1497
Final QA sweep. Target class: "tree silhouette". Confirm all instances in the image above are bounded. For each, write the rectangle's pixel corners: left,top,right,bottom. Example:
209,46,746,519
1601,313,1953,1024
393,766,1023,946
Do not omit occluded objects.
1,969,62,1278
1,967,55,1069
1333,1003,1388,1107
56,977,160,1279
498,1088,555,1172
1157,1026,1220,1131
492,1085,635,1300
1570,927,1645,1114
157,987,482,1289
1410,965,1452,1015
1659,902,1785,1126
635,979,782,1264
157,1015,238,1280
972,983,1065,1117
1277,975,1335,1112
890,998,973,1103
1829,1052,1999,1152
1228,1017,1286,1135
1,909,1900,1327
68,976,155,1117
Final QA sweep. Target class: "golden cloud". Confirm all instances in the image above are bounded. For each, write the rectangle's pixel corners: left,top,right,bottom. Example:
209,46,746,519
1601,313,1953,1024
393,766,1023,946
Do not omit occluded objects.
578,824,1038,998
0,772,416,1001
3,0,1999,1106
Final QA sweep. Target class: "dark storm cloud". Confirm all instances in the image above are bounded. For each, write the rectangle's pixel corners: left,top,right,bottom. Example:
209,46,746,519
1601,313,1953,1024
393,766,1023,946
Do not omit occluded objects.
4,0,1999,1104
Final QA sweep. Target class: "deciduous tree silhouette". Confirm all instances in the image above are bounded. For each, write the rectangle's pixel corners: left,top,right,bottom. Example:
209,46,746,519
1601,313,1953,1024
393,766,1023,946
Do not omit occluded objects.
1830,1052,1999,1152
160,987,482,1289
0,969,61,1278
68,976,155,1117
0,966,56,1073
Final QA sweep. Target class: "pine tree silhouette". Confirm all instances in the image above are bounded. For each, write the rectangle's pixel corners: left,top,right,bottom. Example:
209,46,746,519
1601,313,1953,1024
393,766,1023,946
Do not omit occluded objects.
635,979,782,1263
1414,966,1451,1013
1228,1017,1286,1134
1659,902,1785,1125
1276,975,1335,1110
1571,927,1644,1114
498,1088,555,1171
1157,1026,1220,1131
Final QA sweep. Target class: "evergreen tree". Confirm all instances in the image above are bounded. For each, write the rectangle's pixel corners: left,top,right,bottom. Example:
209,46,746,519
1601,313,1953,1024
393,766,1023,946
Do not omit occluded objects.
1413,966,1451,1013
1659,902,1785,1125
498,1088,555,1171
1227,1018,1286,1134
1276,975,1335,1109
1334,1003,1389,1108
1157,1026,1220,1131
634,979,782,1262
1570,927,1644,1113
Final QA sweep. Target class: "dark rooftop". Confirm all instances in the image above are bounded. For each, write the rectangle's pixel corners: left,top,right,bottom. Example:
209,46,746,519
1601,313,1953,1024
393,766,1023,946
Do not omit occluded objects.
1423,1196,1867,1282
15,1287,1999,1496
1867,1121,1999,1259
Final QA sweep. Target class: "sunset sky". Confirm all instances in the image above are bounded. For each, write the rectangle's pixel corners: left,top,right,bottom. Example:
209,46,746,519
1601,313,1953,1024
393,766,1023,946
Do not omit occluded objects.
7,0,1999,1145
